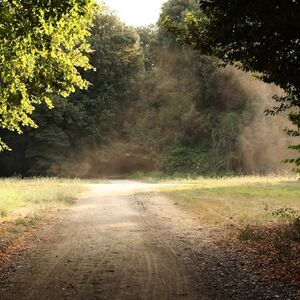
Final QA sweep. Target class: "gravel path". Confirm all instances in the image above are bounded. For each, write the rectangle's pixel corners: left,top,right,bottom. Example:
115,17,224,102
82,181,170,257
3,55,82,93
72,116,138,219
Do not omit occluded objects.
0,181,298,299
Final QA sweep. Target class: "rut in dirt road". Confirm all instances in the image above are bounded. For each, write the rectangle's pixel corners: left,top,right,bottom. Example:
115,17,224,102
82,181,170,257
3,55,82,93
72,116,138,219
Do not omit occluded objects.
0,181,196,300
0,181,298,300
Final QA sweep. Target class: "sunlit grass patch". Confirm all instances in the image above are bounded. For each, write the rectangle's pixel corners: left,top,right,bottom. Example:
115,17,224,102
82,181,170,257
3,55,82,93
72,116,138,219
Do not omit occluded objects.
0,178,85,222
158,176,300,225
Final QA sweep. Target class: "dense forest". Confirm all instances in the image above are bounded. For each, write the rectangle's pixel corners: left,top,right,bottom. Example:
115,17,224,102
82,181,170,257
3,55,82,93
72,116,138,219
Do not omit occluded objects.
0,0,296,177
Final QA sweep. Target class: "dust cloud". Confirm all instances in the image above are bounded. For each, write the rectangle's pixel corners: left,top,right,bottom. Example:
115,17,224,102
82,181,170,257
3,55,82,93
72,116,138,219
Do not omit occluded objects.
227,68,296,174
55,59,297,177
154,49,296,174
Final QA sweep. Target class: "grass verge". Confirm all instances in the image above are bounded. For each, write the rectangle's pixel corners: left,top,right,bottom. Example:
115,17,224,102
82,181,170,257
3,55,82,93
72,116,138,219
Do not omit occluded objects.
158,175,300,286
158,176,300,225
0,178,85,266
0,178,85,222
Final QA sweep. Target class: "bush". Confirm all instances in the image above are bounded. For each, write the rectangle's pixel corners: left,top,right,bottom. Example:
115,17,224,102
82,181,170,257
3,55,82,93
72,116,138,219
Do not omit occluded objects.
161,145,228,176
240,208,300,245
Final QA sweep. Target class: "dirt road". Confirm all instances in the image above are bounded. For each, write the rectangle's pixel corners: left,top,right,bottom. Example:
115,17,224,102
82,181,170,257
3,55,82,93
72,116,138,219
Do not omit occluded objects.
0,181,297,299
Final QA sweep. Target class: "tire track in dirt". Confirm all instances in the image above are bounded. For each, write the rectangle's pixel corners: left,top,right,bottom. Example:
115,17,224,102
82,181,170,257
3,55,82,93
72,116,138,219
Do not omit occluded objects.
0,182,195,300
1,181,297,300
133,195,191,299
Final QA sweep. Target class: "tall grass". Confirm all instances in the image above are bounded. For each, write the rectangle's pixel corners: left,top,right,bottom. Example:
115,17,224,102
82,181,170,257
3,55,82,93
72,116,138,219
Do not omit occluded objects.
0,178,85,221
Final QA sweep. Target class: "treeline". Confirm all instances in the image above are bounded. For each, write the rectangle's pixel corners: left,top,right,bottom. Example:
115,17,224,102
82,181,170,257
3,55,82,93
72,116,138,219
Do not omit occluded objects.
0,0,293,177
0,11,143,176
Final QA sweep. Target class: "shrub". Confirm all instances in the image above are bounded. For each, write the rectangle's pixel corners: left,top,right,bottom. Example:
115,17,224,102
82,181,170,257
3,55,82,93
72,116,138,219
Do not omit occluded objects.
161,145,227,176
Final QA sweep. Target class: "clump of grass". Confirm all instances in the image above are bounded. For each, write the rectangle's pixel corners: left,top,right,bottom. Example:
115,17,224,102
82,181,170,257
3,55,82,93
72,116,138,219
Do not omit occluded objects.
14,217,38,227
0,206,8,218
239,225,267,242
270,207,300,222
10,217,39,234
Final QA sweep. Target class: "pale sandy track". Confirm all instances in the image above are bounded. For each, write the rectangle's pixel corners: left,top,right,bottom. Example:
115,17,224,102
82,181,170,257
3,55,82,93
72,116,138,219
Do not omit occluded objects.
0,181,297,300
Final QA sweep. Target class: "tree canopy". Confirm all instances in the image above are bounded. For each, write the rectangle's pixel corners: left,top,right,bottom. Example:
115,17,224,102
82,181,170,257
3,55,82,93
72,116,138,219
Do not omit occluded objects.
0,0,96,150
162,0,300,171
0,0,294,177
0,9,144,176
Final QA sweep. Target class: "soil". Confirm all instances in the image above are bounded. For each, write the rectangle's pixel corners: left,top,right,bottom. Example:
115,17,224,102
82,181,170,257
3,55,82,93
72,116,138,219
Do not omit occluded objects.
0,181,298,300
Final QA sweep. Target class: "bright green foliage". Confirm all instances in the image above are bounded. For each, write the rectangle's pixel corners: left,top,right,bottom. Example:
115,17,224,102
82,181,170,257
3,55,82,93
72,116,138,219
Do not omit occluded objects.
0,1,294,177
0,10,144,176
0,0,96,150
162,0,300,172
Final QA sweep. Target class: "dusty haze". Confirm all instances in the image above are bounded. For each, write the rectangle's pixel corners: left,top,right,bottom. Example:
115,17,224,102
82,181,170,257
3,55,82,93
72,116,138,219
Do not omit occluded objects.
55,60,297,177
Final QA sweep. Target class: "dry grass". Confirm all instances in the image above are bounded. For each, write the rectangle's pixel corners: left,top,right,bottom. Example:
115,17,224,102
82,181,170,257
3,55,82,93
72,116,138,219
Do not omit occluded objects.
0,178,85,222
